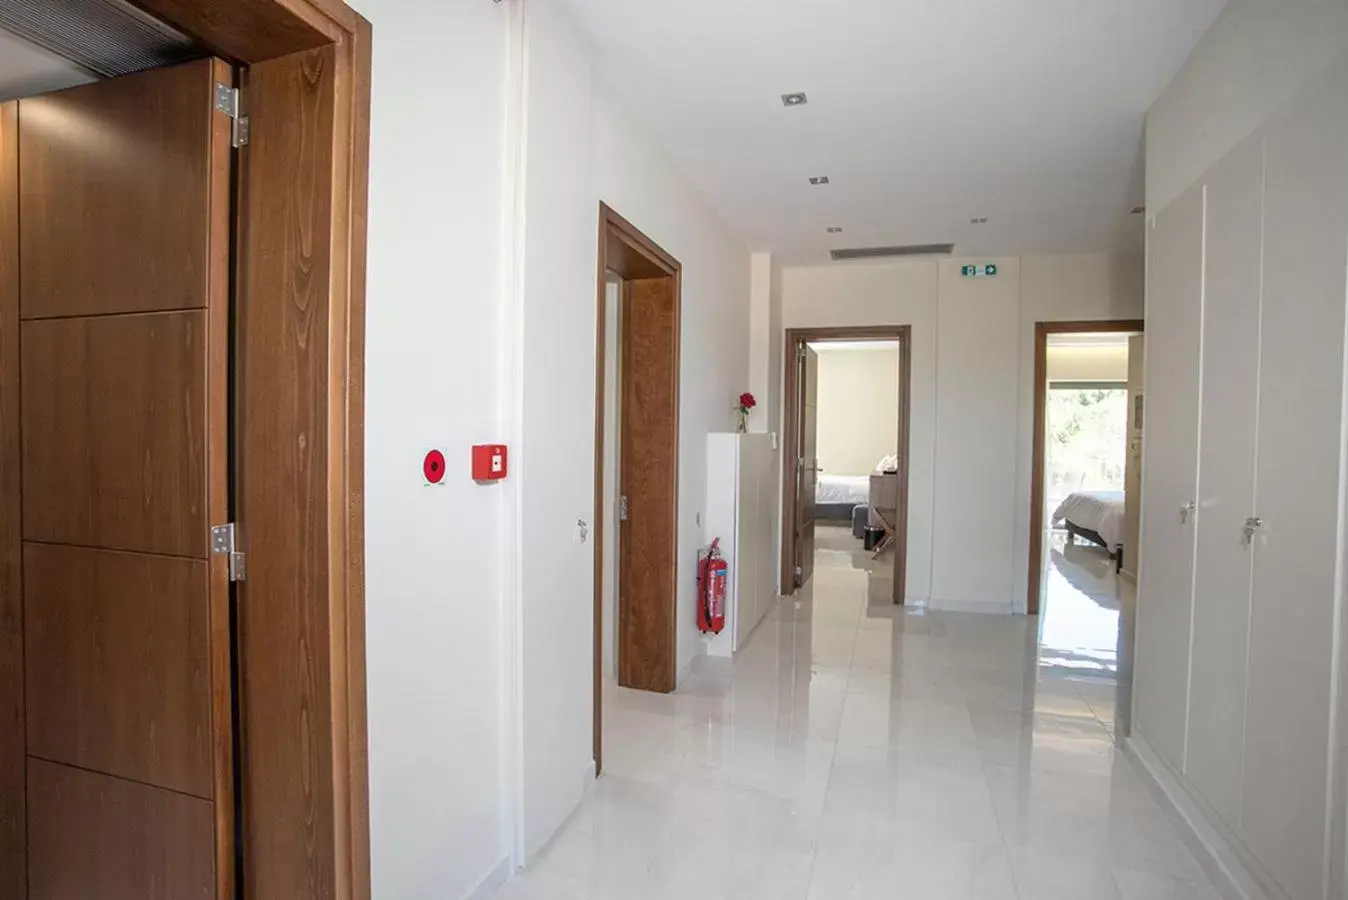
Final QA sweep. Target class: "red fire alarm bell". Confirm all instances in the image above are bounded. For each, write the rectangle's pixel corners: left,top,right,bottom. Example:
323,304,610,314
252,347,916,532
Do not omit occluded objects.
423,449,447,485
472,444,508,482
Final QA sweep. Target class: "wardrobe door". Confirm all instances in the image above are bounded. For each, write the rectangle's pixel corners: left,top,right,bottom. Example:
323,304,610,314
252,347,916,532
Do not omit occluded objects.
1242,72,1348,900
1186,135,1264,829
1134,183,1205,773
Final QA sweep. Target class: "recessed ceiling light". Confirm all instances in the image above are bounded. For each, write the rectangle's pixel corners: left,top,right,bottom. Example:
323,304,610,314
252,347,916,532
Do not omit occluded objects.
826,226,844,234
781,92,808,107
809,176,830,186
970,217,988,225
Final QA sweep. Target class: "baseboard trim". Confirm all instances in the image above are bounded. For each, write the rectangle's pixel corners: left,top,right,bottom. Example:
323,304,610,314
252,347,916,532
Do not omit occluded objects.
1123,732,1270,900
460,855,511,900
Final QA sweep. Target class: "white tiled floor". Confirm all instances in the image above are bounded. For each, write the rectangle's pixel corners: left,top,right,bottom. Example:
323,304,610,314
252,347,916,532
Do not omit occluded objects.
498,527,1215,899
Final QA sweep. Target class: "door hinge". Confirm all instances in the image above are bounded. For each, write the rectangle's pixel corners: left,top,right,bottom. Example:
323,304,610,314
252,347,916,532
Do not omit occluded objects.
618,495,629,522
214,83,250,148
794,565,803,587
797,346,807,362
211,523,247,582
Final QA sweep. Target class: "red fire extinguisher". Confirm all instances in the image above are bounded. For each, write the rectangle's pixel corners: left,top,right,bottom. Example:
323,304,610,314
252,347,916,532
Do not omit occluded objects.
698,538,728,635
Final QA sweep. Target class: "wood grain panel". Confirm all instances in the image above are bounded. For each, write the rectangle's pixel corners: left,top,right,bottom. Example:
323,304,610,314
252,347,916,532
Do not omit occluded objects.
19,61,217,320
796,346,819,587
27,759,214,900
21,312,207,557
24,544,212,798
235,46,339,900
894,329,913,603
341,21,374,900
618,276,680,693
126,0,332,61
204,56,237,900
0,99,23,900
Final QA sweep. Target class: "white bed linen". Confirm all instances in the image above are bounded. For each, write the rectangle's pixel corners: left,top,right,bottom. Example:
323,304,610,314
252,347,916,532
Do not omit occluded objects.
1052,490,1126,550
816,474,871,505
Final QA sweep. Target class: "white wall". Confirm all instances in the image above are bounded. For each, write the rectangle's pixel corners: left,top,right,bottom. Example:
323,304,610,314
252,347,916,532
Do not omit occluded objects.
748,254,773,432
932,259,1023,608
813,345,900,477
781,253,1143,609
356,0,753,890
352,0,511,897
513,0,751,861
747,255,785,591
1146,0,1348,213
590,81,752,684
1012,254,1144,607
515,0,598,860
782,261,939,603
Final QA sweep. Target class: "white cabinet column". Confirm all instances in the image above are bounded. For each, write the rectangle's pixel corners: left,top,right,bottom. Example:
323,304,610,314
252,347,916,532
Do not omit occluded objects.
1187,135,1264,830
1241,74,1348,900
1135,183,1206,773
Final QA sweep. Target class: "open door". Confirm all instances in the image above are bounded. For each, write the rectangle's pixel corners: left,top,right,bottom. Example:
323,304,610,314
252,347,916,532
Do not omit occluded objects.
795,345,820,588
16,58,235,899
617,275,681,693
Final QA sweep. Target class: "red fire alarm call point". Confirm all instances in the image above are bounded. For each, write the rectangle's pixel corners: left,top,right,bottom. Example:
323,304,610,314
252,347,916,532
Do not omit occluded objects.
472,444,508,482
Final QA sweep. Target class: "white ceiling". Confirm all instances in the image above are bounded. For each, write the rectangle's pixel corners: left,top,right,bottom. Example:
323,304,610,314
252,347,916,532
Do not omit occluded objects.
559,0,1226,262
0,26,93,102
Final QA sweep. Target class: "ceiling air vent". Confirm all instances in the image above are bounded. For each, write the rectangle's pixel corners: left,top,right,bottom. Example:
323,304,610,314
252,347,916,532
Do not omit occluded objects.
830,243,955,262
0,0,198,78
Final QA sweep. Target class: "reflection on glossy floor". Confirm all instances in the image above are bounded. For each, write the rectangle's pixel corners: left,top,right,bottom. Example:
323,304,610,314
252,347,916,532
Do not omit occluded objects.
814,521,894,604
498,528,1215,899
1039,529,1135,738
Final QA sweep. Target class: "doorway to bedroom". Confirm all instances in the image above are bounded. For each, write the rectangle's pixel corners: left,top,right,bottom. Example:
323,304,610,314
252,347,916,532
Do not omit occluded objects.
781,326,912,607
1027,321,1143,732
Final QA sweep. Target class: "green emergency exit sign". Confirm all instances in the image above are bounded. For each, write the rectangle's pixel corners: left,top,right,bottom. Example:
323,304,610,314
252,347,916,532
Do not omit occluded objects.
961,264,998,278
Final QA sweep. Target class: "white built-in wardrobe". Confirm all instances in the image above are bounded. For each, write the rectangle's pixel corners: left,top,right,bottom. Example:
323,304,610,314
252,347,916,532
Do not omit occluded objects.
1132,62,1348,900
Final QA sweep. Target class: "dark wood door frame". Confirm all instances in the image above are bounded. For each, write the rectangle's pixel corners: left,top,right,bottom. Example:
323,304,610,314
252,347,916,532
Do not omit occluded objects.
780,326,912,606
1027,319,1144,616
1,1,372,898
592,202,682,775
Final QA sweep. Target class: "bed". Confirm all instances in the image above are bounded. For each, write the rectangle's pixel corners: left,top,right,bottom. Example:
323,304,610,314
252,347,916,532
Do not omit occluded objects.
816,474,871,521
1051,490,1126,571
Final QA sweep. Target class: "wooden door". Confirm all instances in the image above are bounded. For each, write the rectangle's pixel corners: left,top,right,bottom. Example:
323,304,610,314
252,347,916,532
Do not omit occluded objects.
1186,134,1263,831
796,345,820,587
1133,183,1205,775
0,99,21,900
1242,75,1348,900
17,58,234,899
618,275,680,692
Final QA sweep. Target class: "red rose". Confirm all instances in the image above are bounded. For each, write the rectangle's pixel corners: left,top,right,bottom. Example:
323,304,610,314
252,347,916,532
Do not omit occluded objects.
738,392,757,409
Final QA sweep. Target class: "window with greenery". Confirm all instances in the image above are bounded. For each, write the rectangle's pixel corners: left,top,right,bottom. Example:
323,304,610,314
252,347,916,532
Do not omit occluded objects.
1045,384,1127,512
